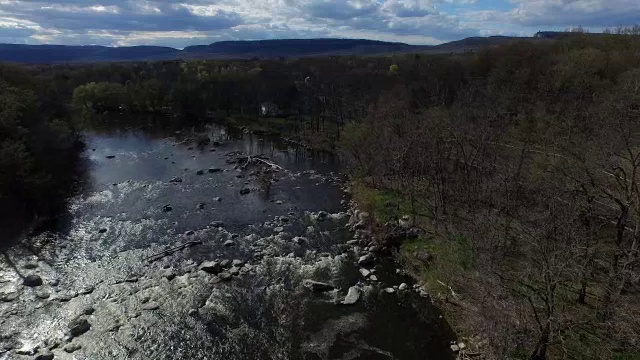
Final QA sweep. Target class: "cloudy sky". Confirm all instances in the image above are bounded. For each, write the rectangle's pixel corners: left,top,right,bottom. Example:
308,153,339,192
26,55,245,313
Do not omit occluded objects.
0,0,638,48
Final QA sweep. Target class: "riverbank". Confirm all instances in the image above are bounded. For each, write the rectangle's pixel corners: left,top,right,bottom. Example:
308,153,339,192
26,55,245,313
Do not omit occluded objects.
222,115,339,153
348,178,640,360
348,180,493,359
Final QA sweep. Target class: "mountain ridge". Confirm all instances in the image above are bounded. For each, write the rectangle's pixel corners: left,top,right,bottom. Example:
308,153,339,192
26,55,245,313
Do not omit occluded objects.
0,36,529,64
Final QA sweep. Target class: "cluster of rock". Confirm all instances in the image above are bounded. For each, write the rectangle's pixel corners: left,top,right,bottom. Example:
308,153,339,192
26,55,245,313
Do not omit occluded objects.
198,259,253,282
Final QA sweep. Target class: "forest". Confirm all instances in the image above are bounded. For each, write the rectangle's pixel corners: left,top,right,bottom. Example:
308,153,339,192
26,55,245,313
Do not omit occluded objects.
1,32,639,359
0,64,83,245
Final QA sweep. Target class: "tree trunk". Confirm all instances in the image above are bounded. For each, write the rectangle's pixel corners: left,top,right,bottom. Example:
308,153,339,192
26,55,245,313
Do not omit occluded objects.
578,281,587,304
601,205,628,317
530,324,550,360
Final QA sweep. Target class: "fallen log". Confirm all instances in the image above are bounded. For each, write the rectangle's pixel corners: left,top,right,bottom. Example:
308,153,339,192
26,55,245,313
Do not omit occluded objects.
143,241,203,263
240,155,287,172
253,157,286,171
283,137,310,149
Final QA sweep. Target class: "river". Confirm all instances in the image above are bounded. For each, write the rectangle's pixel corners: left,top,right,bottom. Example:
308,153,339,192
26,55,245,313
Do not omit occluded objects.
0,122,454,360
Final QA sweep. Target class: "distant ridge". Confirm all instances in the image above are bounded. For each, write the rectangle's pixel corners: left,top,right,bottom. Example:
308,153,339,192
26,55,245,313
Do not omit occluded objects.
0,36,531,64
182,38,423,58
0,44,179,64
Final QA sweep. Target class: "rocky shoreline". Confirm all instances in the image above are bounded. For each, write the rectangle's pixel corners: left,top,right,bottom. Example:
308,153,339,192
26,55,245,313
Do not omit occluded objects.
345,191,470,358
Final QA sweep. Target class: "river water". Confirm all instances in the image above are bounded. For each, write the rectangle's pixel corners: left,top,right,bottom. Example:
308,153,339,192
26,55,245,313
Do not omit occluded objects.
0,122,454,360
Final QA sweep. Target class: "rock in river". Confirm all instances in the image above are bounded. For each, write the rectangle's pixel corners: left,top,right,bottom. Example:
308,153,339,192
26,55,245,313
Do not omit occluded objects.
64,343,82,353
1,291,19,302
316,211,328,221
211,221,224,228
219,272,232,281
224,240,236,247
240,188,251,195
23,274,43,287
23,262,38,269
169,177,183,183
34,352,54,360
36,290,50,299
303,280,335,292
359,268,371,278
200,261,222,274
342,286,361,305
162,205,173,212
232,259,244,267
82,306,95,315
68,318,91,337
143,302,160,311
79,286,94,295
358,253,376,267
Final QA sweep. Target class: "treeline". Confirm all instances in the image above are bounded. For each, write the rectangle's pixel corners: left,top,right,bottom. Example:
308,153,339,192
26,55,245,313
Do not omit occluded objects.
340,35,640,358
0,64,83,245
32,49,468,149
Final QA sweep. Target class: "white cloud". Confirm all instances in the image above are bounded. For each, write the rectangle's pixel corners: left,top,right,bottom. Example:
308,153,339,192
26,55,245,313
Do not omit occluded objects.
509,0,640,27
0,0,636,48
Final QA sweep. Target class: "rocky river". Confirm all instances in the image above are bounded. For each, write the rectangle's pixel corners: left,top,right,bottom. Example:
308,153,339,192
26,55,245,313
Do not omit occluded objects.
0,123,455,360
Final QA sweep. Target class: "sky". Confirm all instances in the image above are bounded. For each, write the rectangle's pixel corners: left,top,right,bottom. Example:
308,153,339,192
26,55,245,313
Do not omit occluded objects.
0,0,638,48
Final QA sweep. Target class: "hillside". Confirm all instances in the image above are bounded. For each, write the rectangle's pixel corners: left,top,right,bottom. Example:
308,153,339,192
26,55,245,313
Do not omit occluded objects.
182,38,426,58
0,37,528,64
0,44,180,64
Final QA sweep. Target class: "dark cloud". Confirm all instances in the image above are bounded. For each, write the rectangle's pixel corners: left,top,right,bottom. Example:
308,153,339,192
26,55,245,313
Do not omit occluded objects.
303,1,380,20
0,26,38,43
1,2,243,32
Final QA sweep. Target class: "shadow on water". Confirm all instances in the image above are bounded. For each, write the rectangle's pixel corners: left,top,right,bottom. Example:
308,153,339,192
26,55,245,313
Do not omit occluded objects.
0,136,91,253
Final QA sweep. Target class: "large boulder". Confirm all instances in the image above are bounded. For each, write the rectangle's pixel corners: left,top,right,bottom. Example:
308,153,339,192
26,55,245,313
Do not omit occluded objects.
196,135,211,147
34,352,54,360
211,221,224,228
359,268,371,278
303,280,335,292
341,286,361,305
23,274,43,287
357,253,376,267
68,318,91,337
219,272,233,281
200,261,222,274
316,211,329,221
